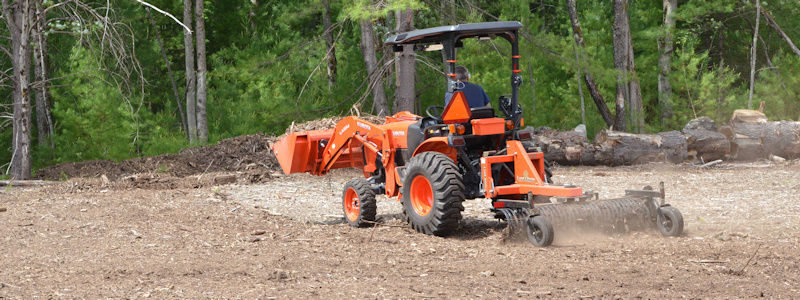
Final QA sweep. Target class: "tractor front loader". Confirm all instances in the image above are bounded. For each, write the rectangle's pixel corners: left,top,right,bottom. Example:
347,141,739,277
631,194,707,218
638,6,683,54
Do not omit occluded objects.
271,21,683,246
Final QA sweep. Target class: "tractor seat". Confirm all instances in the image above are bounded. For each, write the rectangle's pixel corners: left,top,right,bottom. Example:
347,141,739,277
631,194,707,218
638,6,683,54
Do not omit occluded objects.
470,107,495,119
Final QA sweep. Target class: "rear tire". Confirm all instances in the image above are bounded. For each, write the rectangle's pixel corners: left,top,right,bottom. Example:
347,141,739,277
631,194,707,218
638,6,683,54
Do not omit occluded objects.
342,179,377,227
657,206,684,237
402,152,465,236
526,215,554,247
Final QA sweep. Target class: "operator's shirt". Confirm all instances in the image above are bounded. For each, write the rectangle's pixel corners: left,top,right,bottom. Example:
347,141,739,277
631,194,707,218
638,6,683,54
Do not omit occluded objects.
444,82,491,108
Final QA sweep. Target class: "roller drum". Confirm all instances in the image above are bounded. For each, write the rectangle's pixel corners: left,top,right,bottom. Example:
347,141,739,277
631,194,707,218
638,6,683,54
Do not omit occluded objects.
535,198,653,233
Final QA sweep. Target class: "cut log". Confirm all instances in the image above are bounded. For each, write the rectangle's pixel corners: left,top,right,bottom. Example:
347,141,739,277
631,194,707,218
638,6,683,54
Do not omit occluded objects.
728,110,800,160
683,129,730,162
730,109,767,124
594,130,686,165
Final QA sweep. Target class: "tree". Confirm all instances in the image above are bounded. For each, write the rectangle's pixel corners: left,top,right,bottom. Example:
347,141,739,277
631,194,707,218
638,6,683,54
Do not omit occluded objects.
747,0,760,109
393,8,415,113
146,7,187,137
195,0,208,143
322,0,337,90
612,0,643,132
657,0,676,125
566,0,614,128
183,0,197,143
359,19,390,116
32,1,53,148
2,0,34,179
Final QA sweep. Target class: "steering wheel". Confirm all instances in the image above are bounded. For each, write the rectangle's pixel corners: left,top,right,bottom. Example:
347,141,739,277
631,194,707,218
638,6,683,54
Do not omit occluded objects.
426,105,444,121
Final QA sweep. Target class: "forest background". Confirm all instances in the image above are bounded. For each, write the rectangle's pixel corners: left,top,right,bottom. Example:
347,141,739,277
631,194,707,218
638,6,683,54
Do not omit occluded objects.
2,0,799,179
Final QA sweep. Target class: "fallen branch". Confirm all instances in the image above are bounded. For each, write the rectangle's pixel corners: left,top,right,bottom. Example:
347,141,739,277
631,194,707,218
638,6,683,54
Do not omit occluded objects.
737,243,762,274
699,159,723,168
0,180,58,187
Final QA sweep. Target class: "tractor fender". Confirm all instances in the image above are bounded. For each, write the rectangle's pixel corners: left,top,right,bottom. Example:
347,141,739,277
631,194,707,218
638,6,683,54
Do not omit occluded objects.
410,137,457,162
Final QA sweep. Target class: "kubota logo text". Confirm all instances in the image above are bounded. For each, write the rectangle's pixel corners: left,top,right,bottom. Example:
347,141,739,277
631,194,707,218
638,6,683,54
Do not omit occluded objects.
339,124,350,135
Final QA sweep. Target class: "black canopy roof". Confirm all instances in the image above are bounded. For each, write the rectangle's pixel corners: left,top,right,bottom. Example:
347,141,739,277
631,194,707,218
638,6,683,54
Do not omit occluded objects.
383,21,523,46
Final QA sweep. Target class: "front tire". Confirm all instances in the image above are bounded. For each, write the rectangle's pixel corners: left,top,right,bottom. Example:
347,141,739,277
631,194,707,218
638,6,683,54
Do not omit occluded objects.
342,179,377,227
402,152,465,236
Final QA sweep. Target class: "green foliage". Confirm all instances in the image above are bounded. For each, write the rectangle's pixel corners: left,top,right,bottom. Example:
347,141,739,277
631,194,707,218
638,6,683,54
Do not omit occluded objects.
4,0,800,173
46,47,142,163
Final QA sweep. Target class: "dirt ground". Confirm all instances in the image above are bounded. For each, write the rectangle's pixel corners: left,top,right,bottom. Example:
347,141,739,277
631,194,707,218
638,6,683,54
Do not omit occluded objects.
2,161,799,298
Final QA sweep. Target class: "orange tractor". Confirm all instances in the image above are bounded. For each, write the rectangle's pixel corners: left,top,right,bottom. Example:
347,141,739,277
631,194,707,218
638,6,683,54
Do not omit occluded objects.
272,21,683,246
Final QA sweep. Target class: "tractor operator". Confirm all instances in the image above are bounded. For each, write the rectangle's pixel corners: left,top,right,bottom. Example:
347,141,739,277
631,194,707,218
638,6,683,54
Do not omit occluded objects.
444,66,491,108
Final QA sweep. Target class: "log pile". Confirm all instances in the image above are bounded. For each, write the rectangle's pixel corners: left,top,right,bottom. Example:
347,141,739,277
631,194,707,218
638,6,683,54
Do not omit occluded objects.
722,110,800,160
530,110,798,166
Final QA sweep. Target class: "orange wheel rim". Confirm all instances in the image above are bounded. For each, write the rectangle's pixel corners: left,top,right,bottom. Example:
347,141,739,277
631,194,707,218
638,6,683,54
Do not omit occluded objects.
344,188,360,222
410,175,433,216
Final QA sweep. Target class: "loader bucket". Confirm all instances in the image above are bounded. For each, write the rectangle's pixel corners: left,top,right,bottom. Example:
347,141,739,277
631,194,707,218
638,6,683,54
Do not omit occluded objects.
271,130,332,175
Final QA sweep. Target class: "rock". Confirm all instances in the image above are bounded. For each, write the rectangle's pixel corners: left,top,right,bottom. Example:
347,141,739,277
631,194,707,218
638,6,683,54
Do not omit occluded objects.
213,174,237,185
770,155,786,162
252,230,267,236
684,116,717,131
269,269,291,280
480,270,495,277
0,207,6,212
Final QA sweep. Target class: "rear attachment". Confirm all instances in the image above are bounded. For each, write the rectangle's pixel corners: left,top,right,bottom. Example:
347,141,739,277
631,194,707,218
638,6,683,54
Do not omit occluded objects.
493,183,684,246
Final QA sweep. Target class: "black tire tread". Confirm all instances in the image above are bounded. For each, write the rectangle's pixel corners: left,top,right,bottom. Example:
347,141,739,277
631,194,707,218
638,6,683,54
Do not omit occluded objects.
657,206,684,237
402,152,465,236
342,178,377,227
527,215,554,247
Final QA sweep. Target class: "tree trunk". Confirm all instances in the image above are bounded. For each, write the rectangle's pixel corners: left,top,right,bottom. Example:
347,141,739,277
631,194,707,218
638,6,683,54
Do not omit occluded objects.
32,1,53,148
195,0,208,143
322,0,336,90
147,7,187,137
612,0,628,132
183,0,197,143
393,8,415,113
748,0,760,110
359,19,389,117
566,0,614,127
3,0,33,179
612,0,643,133
572,44,586,125
761,7,800,59
626,38,644,133
657,0,676,125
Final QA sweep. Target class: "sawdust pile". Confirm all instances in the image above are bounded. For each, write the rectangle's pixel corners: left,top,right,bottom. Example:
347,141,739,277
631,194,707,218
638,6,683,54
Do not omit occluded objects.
284,114,384,134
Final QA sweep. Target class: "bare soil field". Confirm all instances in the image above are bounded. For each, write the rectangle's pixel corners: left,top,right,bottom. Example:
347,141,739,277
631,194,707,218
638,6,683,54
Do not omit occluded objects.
2,161,799,298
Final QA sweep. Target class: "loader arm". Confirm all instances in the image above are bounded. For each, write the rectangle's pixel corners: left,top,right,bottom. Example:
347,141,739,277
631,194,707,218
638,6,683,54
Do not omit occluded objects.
317,117,388,175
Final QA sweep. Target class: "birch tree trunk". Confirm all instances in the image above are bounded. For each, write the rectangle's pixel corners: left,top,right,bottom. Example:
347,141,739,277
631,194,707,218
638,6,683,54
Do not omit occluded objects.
3,0,33,179
748,0,761,110
322,0,336,90
195,0,208,143
183,0,197,142
657,0,676,125
359,19,389,117
566,0,614,127
393,8,415,113
33,0,53,148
